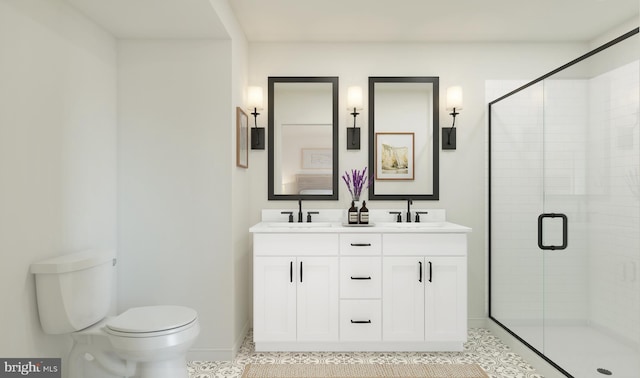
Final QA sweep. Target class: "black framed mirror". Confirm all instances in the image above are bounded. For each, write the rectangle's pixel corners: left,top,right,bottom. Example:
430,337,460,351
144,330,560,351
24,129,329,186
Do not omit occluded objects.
268,77,339,200
368,77,439,200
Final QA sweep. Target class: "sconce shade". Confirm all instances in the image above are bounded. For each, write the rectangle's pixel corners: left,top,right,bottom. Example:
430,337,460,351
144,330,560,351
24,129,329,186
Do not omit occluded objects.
347,86,363,110
446,86,463,110
247,86,264,110
346,86,363,150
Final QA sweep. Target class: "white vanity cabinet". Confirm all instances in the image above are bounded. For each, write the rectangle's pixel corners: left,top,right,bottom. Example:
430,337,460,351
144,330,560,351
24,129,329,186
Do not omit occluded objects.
383,256,467,343
253,234,339,347
383,234,468,346
339,233,382,343
250,220,470,352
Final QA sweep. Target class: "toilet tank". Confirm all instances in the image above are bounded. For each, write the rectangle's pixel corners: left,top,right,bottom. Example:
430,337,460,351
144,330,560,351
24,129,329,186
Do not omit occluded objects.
30,250,116,334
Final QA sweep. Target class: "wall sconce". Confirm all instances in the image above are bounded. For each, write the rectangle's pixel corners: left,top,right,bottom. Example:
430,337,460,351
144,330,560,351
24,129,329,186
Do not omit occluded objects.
443,86,463,150
248,86,265,150
346,86,363,150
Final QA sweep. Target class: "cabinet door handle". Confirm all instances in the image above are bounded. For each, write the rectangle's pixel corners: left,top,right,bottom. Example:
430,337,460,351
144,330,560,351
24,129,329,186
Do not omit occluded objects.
300,261,303,283
350,276,372,280
350,320,371,324
290,261,293,283
428,261,433,282
419,261,423,282
350,243,372,247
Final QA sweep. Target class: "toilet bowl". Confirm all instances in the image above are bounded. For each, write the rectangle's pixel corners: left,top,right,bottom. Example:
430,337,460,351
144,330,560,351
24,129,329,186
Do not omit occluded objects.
69,306,200,378
106,306,199,372
30,250,200,378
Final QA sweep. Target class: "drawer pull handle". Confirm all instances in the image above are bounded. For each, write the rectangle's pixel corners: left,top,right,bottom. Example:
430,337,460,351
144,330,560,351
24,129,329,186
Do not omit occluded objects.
350,276,372,280
350,320,371,324
350,243,372,247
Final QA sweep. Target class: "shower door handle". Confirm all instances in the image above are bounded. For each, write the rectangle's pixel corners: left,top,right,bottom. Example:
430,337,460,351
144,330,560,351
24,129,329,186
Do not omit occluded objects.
537,213,568,250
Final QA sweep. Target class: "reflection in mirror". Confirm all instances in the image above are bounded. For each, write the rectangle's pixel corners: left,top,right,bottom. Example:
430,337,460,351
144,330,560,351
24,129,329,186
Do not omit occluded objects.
268,77,339,200
368,77,439,200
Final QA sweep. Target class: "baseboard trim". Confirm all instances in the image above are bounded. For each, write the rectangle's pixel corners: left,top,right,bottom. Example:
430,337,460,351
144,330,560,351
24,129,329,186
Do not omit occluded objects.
468,317,487,328
233,320,250,356
188,321,250,361
188,348,233,361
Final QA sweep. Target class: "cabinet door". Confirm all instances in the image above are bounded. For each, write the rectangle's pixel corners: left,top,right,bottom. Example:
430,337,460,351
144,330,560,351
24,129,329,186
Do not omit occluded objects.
382,257,425,341
297,257,339,341
254,257,297,342
424,257,467,342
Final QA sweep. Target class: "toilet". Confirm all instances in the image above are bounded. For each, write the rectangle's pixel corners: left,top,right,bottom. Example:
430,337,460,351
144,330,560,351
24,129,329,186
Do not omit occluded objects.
30,250,200,378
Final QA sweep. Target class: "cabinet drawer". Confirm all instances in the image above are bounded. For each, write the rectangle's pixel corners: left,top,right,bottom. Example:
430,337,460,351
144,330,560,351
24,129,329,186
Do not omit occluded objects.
383,233,467,256
254,233,339,256
340,257,381,298
340,300,381,341
340,234,382,255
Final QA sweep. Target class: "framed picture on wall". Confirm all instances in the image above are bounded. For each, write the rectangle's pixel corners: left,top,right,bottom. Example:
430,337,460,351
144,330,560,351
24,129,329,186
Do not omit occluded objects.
236,107,249,168
301,148,332,169
375,132,414,180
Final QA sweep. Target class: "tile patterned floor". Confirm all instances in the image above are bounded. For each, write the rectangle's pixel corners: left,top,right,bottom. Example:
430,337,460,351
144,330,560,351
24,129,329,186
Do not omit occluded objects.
188,328,544,378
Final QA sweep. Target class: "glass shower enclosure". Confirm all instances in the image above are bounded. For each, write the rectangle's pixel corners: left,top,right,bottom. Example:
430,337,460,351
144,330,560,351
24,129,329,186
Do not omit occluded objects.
489,29,639,377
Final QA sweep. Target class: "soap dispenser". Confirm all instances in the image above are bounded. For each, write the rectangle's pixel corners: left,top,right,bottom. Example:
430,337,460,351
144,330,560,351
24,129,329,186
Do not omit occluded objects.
359,201,369,224
348,201,358,224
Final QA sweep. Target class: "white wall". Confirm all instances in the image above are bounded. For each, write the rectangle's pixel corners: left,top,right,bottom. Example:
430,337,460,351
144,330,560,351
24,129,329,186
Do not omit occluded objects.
117,39,238,359
0,0,117,360
115,0,251,361
207,0,252,355
248,41,588,325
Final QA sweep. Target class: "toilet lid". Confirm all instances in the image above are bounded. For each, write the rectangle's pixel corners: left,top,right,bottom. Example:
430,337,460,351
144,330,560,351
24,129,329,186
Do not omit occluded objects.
106,305,197,334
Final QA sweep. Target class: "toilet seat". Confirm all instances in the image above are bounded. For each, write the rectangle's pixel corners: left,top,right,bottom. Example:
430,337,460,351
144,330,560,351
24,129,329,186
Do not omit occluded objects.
105,305,198,338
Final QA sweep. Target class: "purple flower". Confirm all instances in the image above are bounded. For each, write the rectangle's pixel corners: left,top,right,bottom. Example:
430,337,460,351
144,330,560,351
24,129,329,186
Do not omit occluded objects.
342,167,369,200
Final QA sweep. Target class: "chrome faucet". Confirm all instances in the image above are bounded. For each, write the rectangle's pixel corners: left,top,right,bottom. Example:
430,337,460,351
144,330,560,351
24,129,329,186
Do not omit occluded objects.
298,199,303,223
406,199,413,223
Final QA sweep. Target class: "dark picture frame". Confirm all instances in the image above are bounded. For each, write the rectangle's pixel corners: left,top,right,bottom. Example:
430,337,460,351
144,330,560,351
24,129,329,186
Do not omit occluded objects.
236,107,249,168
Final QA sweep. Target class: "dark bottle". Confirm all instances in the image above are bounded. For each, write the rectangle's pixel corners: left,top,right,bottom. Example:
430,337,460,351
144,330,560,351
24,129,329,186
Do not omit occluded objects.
359,201,369,224
348,201,358,224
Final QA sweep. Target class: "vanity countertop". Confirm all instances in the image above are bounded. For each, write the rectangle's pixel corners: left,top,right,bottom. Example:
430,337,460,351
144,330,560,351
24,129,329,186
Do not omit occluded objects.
249,221,471,234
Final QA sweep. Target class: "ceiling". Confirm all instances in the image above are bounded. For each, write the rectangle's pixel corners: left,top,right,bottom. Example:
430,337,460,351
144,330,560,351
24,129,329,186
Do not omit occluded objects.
66,0,638,42
231,0,639,42
65,0,229,39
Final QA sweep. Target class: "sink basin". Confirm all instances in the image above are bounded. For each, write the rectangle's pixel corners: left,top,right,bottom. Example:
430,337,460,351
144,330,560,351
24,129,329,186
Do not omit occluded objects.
266,222,334,228
377,222,446,228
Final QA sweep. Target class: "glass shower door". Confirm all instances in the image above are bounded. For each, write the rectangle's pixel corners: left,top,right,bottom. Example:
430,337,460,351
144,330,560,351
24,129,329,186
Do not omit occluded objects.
539,76,590,377
490,80,546,354
491,29,640,378
540,45,640,378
